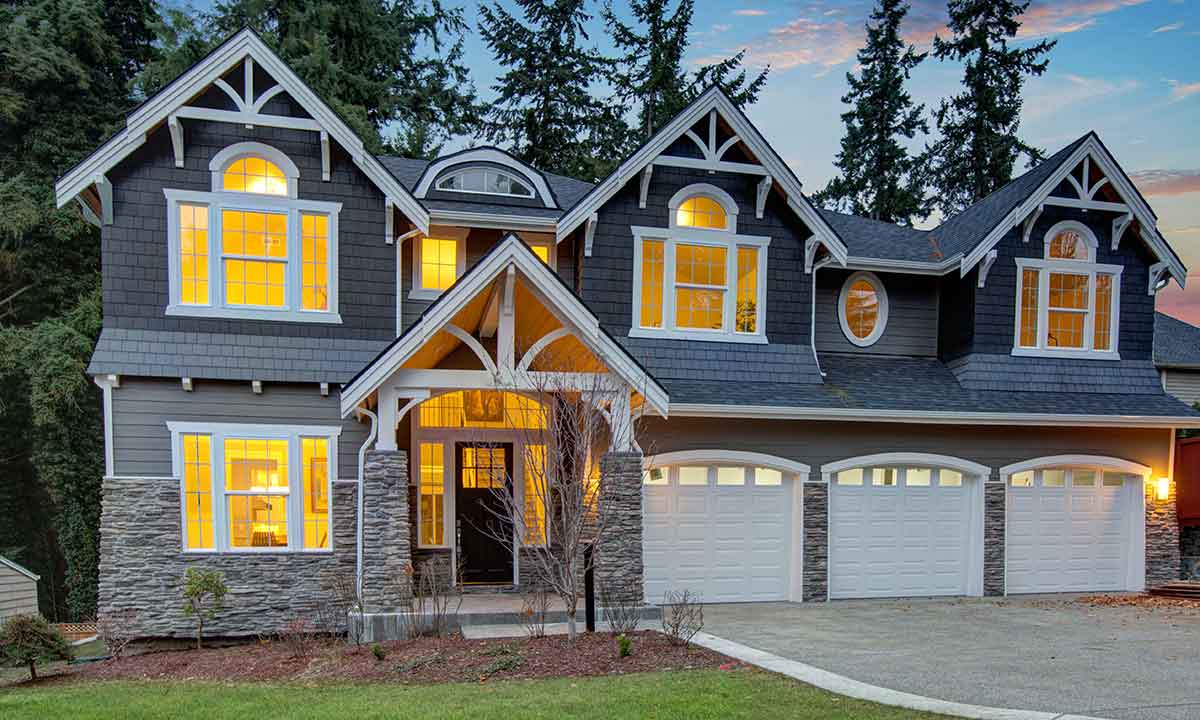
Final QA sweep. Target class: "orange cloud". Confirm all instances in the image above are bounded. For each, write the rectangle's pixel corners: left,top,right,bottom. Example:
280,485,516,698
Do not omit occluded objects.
1129,170,1200,196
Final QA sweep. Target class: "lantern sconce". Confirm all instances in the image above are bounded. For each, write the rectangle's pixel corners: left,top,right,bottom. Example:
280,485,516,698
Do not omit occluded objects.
1155,477,1170,501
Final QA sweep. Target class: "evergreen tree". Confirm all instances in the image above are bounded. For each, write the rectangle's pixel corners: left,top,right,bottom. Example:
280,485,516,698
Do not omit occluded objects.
479,0,614,179
605,0,769,142
924,0,1054,215
815,0,928,224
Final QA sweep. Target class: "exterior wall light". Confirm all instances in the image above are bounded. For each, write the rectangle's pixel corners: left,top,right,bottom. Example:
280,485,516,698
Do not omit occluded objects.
1155,477,1171,501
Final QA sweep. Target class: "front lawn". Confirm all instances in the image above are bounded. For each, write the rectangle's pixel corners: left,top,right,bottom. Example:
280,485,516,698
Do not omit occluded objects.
0,670,953,719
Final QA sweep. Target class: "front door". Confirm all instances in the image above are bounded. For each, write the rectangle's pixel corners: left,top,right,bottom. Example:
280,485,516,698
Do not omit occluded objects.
455,442,514,584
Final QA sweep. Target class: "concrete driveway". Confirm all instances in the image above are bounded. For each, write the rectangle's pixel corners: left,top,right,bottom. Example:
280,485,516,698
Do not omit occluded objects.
702,596,1200,720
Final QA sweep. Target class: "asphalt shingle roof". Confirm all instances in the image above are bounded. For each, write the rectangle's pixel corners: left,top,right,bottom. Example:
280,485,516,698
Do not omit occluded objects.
817,210,937,263
1155,312,1200,368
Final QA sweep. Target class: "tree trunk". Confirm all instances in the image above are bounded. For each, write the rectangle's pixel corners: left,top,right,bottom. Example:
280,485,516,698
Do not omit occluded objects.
196,617,203,650
565,595,578,641
29,660,37,680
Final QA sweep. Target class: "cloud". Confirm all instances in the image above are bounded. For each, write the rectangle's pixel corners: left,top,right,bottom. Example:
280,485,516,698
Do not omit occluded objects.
1155,277,1200,326
1017,0,1151,38
1022,74,1140,121
1164,226,1200,236
1128,169,1200,196
1167,79,1200,101
702,17,863,71
734,9,767,16
1152,21,1184,33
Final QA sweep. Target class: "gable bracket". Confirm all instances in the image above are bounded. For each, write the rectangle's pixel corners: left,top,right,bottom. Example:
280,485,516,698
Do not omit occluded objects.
384,199,395,245
1112,213,1133,252
804,237,820,274
75,196,102,228
638,165,653,209
1148,261,1170,295
583,212,598,257
756,177,773,220
320,131,331,182
1021,204,1043,244
168,116,184,168
94,174,113,226
977,250,999,289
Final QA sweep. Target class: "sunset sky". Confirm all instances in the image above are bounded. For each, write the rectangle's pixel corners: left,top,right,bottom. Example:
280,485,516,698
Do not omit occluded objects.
450,0,1200,325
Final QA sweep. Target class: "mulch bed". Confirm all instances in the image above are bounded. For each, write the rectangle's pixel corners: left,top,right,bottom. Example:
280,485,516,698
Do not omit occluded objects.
71,630,738,685
1077,593,1200,610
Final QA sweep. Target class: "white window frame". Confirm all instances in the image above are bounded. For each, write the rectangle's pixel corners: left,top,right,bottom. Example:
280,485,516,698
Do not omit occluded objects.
165,145,342,323
435,166,536,199
410,232,468,301
168,422,341,554
837,270,889,347
630,184,768,344
1012,221,1122,360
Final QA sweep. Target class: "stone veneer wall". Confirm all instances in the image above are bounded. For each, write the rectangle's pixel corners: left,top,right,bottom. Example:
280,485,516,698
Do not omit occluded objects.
1145,480,1181,587
983,482,1005,596
801,483,828,601
360,450,410,610
98,451,409,638
595,452,644,603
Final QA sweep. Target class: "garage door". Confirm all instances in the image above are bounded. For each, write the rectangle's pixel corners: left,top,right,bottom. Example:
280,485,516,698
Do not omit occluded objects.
643,464,793,603
830,465,974,599
1006,466,1133,594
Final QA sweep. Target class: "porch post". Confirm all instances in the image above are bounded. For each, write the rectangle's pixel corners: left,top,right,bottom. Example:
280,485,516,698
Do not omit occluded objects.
361,449,409,610
596,451,644,604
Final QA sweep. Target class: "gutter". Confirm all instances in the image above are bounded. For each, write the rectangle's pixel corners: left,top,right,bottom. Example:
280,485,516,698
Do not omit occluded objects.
353,408,379,600
810,256,833,378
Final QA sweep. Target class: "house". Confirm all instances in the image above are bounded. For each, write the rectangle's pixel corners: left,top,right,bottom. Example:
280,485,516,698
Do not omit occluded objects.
0,556,40,621
57,30,1200,638
1155,312,1200,406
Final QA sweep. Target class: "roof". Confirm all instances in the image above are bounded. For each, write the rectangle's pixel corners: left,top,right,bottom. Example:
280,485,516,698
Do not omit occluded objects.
818,209,937,263
1155,312,1200,369
0,556,40,582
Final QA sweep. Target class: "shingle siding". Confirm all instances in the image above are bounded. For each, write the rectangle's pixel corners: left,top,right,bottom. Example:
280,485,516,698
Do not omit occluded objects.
815,268,938,357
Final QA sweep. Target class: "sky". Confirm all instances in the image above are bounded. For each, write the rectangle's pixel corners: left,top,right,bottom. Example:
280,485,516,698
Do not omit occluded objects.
447,0,1200,325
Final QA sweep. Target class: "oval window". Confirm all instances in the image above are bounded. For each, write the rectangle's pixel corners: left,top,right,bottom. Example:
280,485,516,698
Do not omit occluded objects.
839,271,888,346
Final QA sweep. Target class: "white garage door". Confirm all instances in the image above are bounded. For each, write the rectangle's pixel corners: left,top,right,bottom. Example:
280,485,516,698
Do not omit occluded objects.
830,466,974,599
1006,467,1133,594
643,464,793,603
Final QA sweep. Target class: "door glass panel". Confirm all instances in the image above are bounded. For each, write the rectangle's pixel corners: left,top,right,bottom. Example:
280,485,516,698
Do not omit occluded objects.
1102,472,1126,487
678,466,708,486
419,442,445,546
871,468,897,486
755,467,782,486
1072,470,1096,487
1010,471,1034,487
939,469,963,487
462,446,506,489
1042,469,1066,487
836,468,863,486
905,468,931,486
716,467,745,486
643,467,667,485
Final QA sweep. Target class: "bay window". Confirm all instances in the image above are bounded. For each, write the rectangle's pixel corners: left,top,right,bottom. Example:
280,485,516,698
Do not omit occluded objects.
170,422,339,553
165,142,341,322
1013,221,1121,359
631,184,769,343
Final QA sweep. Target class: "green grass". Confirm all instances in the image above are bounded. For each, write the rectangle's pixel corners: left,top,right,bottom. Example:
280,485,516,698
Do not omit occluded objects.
0,670,953,719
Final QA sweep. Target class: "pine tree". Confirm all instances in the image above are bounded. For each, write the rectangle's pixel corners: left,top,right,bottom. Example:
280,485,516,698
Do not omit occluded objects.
605,0,769,142
815,0,927,224
924,0,1054,215
479,0,613,179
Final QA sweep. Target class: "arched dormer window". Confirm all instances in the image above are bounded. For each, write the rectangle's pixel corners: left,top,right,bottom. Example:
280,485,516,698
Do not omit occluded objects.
164,142,342,322
1014,220,1121,358
631,183,768,343
435,166,535,199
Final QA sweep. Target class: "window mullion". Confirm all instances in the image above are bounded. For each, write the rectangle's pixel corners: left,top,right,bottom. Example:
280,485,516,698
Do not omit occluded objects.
664,240,677,332
723,244,735,334
286,210,300,312
212,203,225,309
213,431,228,552
288,433,300,551
1085,270,1097,351
1038,270,1049,349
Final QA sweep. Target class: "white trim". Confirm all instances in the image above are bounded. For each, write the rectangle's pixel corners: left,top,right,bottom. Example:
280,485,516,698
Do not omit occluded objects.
164,188,342,323
427,209,557,232
668,403,1200,428
842,255,962,276
208,141,300,198
433,167,537,201
554,86,848,264
93,375,116,477
167,421,341,554
644,449,810,478
999,454,1151,480
410,231,468,300
1011,245,1123,360
55,29,429,233
629,225,769,344
667,183,739,231
414,148,554,208
1042,220,1098,261
837,271,888,347
821,452,991,481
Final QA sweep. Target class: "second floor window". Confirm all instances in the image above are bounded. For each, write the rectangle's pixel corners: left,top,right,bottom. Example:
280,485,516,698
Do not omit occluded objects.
165,142,341,323
631,184,769,343
1014,221,1122,359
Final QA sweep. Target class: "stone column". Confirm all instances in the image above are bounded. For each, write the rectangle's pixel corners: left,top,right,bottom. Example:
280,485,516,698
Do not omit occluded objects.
802,482,828,602
1145,479,1181,587
983,480,1006,596
361,449,410,611
596,452,644,604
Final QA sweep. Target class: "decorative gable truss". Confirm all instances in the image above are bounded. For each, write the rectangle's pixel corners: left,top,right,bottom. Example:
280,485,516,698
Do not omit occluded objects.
961,134,1187,295
557,86,848,267
55,28,428,235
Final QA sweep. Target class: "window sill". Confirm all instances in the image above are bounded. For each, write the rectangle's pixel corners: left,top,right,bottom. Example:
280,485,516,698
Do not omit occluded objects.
628,326,768,344
181,549,334,555
1010,347,1121,362
166,304,343,324
408,288,446,302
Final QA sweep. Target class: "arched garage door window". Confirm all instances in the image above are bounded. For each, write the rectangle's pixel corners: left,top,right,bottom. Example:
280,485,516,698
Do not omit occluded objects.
641,451,809,603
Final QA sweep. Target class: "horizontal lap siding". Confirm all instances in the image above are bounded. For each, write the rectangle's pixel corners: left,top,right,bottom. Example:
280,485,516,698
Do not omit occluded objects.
1164,370,1200,405
111,378,368,479
0,569,38,619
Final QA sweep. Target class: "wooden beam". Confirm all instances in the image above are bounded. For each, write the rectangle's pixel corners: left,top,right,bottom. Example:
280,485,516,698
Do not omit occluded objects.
1149,261,1170,295
756,177,773,220
1042,196,1129,214
977,250,998,288
497,266,516,372
804,237,820,274
1021,205,1043,244
168,116,184,168
173,105,322,132
94,174,113,226
1112,213,1133,251
652,155,769,176
638,165,653,209
583,212,598,257
320,131,331,181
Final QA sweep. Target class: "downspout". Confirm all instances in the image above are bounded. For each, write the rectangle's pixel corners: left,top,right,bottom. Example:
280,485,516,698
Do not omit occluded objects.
811,256,833,378
354,408,379,601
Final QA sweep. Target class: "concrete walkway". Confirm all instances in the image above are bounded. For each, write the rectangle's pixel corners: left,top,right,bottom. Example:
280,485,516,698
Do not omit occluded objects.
701,597,1200,720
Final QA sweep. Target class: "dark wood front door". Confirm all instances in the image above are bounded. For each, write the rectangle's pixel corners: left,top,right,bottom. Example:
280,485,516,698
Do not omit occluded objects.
455,442,514,584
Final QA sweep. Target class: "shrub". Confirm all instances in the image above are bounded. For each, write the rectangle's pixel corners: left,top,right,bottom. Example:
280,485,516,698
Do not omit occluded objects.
372,643,387,661
279,616,319,659
181,567,228,649
661,589,704,647
0,614,71,680
520,583,551,639
599,582,642,636
617,633,632,658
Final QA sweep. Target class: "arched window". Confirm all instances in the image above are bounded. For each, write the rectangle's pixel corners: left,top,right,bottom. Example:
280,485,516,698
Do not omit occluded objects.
435,167,535,198
633,184,767,342
1014,220,1121,357
838,271,888,347
222,156,289,195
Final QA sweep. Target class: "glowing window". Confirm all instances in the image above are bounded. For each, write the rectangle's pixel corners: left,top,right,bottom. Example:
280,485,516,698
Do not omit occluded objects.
678,466,709,485
182,434,213,550
462,446,507,489
419,442,445,547
754,468,783,486
1073,470,1096,487
675,243,727,330
179,204,210,305
836,468,864,486
531,245,550,264
222,210,287,307
225,438,290,549
640,239,665,329
675,196,727,229
1047,273,1088,349
524,444,547,546
1049,229,1090,261
418,391,546,430
1019,268,1040,347
1010,471,1034,488
1042,469,1066,487
939,469,963,487
301,214,330,311
736,247,758,333
716,467,746,486
302,438,330,550
1094,275,1113,351
872,468,897,486
436,167,534,198
420,237,458,292
840,272,887,346
223,156,288,196
905,468,931,486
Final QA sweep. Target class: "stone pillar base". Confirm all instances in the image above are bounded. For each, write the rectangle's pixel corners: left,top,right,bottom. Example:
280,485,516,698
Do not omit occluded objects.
596,452,644,604
361,449,410,611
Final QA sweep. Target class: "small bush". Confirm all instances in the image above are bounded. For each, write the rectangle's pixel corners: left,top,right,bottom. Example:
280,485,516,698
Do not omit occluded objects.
617,633,632,658
181,567,228,650
371,643,387,661
520,583,551,639
478,653,524,677
279,616,319,659
0,614,71,680
599,583,642,636
661,589,704,647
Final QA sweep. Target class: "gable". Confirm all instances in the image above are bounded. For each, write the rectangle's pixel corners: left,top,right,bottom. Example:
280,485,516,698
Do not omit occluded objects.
55,28,428,234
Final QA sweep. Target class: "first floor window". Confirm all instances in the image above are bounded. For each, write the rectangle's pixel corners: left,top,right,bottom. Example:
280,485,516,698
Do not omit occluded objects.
173,423,338,552
523,444,547,546
419,442,445,547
